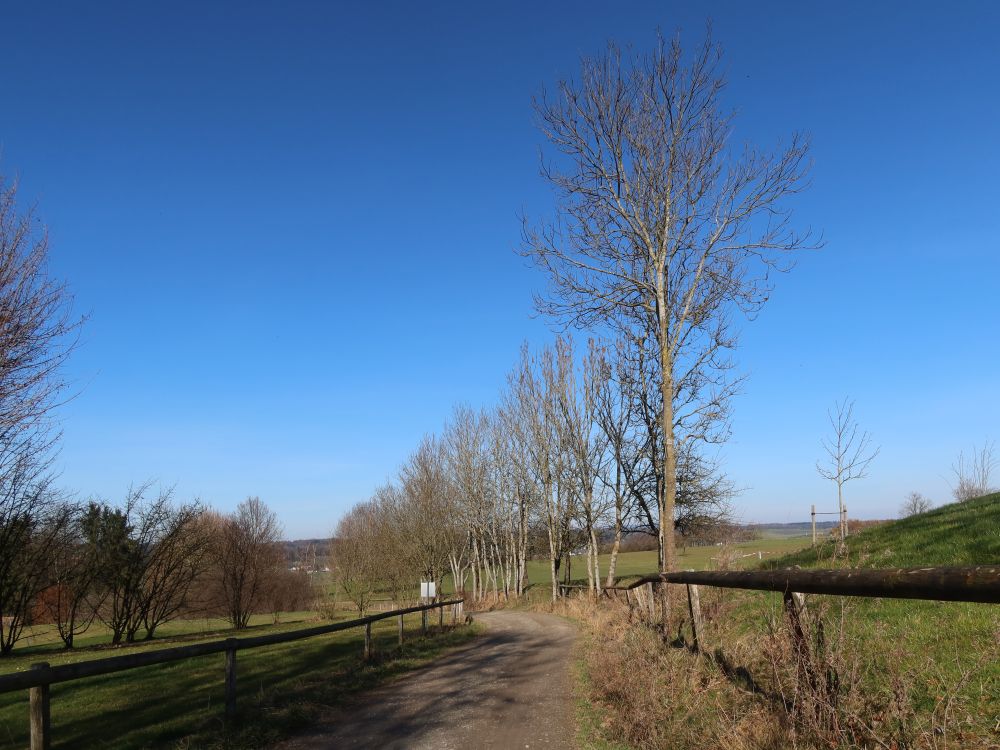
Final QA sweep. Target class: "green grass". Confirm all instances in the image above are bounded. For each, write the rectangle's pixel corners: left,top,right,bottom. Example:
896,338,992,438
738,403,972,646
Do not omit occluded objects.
0,611,476,749
764,492,1000,570
732,494,998,742
522,536,811,594
3,611,320,656
575,495,1000,748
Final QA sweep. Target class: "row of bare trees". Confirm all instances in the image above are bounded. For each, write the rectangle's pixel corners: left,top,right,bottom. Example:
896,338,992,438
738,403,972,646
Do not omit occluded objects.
332,31,812,608
332,334,737,608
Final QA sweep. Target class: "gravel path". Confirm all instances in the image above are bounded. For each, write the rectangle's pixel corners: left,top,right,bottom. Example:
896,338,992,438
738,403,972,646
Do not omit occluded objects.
273,610,577,750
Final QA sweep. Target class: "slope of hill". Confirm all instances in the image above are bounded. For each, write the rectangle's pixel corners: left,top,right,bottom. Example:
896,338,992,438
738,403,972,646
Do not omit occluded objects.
765,492,1000,569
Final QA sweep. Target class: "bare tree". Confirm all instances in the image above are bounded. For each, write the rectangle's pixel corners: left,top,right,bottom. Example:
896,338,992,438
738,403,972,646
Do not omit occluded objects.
85,485,208,643
0,174,81,453
212,496,283,629
445,405,497,601
522,31,813,581
0,172,83,655
331,502,381,615
557,338,610,595
368,482,415,606
950,442,997,502
816,399,879,540
506,343,578,602
40,506,105,648
399,436,459,598
899,491,932,518
0,478,72,655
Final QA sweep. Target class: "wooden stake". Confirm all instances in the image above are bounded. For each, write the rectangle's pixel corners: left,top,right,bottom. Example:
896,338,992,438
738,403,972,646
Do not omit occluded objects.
29,663,50,750
224,640,237,720
398,614,404,646
364,622,372,660
783,590,817,693
686,584,704,652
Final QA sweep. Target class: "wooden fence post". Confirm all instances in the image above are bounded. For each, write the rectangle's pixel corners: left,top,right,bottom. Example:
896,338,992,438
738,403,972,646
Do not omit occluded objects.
29,662,50,750
686,584,704,653
438,604,444,631
645,583,656,622
811,504,816,546
364,622,372,660
224,639,237,720
783,590,817,688
421,609,428,635
398,614,404,646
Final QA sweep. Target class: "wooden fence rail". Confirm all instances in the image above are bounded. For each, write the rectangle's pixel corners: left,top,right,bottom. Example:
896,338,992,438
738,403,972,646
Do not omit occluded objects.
614,566,1000,603
0,598,465,750
587,566,999,662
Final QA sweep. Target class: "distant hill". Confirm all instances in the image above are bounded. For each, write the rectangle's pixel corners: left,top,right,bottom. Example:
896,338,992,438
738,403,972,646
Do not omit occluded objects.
746,521,837,539
764,492,1000,568
281,538,330,568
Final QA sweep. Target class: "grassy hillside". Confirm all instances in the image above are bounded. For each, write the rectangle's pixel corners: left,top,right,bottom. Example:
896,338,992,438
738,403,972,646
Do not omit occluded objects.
765,492,1000,569
576,495,1000,749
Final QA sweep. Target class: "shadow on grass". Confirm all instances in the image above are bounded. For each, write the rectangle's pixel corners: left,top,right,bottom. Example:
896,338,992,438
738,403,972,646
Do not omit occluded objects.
0,622,477,750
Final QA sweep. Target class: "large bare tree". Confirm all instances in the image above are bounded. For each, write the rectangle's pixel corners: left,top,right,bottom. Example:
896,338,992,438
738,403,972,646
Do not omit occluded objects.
0,173,83,654
213,496,283,629
522,32,813,580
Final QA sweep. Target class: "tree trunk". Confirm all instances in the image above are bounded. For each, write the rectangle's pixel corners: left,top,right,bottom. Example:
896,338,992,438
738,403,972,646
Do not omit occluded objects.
659,288,677,627
605,486,623,588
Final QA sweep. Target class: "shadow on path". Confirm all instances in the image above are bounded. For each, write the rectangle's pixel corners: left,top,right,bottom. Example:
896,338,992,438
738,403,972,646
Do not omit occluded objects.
274,611,576,750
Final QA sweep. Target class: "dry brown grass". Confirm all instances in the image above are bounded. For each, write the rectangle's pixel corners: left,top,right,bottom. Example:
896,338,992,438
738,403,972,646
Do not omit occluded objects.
559,591,998,750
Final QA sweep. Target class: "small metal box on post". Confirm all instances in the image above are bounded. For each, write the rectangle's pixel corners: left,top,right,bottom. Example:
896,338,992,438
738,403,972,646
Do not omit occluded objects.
419,580,435,635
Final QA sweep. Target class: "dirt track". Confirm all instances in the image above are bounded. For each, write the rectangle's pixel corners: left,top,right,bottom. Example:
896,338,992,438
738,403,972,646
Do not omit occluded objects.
274,610,577,749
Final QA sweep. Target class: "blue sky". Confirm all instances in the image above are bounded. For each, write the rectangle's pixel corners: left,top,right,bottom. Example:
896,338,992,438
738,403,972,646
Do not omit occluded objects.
1,1,997,538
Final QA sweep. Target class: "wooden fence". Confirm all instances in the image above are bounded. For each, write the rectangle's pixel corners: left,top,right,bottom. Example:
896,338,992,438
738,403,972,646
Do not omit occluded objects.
0,598,465,750
564,566,999,655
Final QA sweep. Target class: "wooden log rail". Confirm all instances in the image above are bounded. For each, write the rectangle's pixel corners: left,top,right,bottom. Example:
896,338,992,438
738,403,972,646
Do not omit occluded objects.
615,566,1000,603
0,598,465,750
594,566,999,660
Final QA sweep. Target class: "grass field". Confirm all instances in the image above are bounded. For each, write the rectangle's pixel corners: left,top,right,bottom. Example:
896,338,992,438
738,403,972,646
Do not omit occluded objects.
523,535,812,597
0,610,475,749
